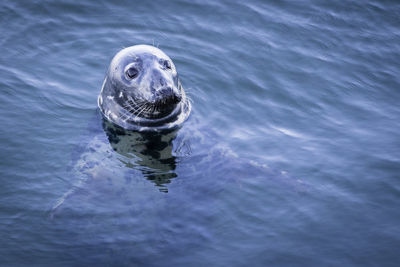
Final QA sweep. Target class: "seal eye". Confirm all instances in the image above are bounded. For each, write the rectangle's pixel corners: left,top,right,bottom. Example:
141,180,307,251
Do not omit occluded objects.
163,60,172,70
126,67,138,79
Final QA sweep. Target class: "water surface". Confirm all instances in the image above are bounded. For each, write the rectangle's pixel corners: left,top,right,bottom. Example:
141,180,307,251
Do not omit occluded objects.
1,0,400,266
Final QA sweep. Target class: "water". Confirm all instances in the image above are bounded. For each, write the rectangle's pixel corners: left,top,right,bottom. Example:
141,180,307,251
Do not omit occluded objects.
1,0,400,265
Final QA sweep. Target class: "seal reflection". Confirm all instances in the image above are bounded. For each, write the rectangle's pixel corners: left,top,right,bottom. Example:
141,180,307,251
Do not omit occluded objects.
102,119,180,192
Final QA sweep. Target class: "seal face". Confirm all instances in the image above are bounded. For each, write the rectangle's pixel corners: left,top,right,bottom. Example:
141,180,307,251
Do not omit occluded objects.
98,45,191,131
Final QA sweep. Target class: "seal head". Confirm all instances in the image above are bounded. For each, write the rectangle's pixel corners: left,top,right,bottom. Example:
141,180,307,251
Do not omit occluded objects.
98,45,191,131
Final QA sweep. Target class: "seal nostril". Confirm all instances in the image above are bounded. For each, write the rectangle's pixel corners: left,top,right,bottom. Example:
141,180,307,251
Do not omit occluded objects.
173,94,182,103
155,88,181,106
168,93,181,105
159,87,173,97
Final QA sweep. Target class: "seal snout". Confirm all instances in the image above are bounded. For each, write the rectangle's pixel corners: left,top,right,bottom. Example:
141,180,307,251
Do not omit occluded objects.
156,87,181,105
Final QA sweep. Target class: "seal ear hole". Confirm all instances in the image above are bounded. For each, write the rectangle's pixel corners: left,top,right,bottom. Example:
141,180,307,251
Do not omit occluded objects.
160,59,172,70
126,67,138,79
165,60,171,69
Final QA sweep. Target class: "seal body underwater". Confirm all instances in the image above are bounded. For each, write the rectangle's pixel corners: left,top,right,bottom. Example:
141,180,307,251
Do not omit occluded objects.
50,45,305,216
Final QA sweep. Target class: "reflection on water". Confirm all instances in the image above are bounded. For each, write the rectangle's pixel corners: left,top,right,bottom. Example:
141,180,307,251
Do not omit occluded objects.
102,119,188,192
51,115,192,215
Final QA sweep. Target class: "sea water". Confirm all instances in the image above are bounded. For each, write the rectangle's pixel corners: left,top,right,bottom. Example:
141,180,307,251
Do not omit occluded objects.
0,0,399,266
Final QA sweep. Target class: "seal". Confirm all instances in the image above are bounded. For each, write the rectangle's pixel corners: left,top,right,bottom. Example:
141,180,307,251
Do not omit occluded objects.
98,45,191,131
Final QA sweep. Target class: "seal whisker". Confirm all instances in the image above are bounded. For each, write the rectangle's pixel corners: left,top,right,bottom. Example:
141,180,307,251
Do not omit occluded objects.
127,105,142,116
135,103,148,118
126,104,144,121
132,103,146,114
139,104,151,118
123,97,149,116
122,102,140,113
142,105,151,117
146,103,154,114
186,96,193,105
123,101,147,120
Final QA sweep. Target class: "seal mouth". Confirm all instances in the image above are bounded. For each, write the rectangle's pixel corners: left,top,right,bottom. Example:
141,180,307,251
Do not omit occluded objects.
124,94,182,120
99,86,191,131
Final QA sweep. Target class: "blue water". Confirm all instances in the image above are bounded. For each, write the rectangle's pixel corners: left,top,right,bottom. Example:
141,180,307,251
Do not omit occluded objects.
1,0,400,266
